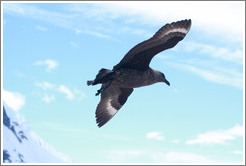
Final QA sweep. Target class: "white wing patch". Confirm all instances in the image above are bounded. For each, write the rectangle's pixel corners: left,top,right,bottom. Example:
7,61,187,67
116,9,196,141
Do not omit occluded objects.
166,27,189,36
106,98,117,116
95,86,133,127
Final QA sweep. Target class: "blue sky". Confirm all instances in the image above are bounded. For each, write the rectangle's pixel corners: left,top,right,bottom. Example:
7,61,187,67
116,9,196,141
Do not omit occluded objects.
1,1,245,164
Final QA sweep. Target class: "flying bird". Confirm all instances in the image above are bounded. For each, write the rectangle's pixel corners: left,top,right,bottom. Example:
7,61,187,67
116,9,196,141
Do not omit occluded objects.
87,19,192,127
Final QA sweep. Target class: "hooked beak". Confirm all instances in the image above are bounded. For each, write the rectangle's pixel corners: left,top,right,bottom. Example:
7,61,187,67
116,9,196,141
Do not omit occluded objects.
164,79,170,86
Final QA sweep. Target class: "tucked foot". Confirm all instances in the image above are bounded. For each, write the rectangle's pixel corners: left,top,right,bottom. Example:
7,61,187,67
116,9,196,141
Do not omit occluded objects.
95,85,104,96
95,89,101,96
95,80,113,96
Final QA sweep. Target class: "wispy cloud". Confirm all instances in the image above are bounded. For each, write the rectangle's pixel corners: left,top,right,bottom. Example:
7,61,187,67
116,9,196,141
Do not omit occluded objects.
3,3,117,41
13,2,241,90
36,81,85,102
4,2,243,44
160,39,243,89
42,94,55,103
3,89,25,111
186,124,243,145
58,85,74,100
146,131,165,141
233,150,243,155
35,25,47,31
75,28,118,41
94,1,244,44
36,81,56,90
182,41,243,64
3,3,74,29
34,59,58,72
167,62,243,89
120,26,152,38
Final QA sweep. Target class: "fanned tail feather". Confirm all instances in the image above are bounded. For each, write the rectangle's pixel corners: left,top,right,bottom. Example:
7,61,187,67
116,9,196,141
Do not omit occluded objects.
87,68,113,86
87,80,94,86
95,68,113,80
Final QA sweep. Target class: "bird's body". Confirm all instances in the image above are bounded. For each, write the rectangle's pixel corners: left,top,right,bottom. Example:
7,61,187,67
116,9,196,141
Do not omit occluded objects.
87,19,192,127
92,68,166,88
115,68,169,88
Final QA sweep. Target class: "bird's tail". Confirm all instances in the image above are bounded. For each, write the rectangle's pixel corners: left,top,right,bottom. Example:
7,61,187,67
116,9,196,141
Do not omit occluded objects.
87,68,114,86
87,80,94,86
96,68,113,80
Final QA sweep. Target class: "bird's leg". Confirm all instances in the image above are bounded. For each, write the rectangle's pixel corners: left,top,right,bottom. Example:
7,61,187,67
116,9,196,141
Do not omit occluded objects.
95,80,113,96
95,87,103,96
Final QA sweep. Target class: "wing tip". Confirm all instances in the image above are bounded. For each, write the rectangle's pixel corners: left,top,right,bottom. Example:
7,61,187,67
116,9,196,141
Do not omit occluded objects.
184,19,191,29
96,115,107,128
171,19,192,36
176,19,192,31
185,19,192,30
96,116,107,128
97,122,103,128
184,19,192,34
95,111,114,128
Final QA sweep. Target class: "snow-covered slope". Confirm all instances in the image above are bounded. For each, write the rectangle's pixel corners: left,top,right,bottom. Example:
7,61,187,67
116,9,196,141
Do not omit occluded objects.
2,102,74,163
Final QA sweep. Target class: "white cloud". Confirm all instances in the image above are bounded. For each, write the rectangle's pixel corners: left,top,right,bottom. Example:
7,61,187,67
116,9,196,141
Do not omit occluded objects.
34,59,58,72
35,82,83,101
58,85,74,100
5,3,243,90
97,1,244,43
233,150,243,155
4,2,244,44
186,124,243,145
74,28,118,41
3,89,25,111
79,29,117,41
168,63,243,89
161,40,243,89
42,94,55,103
3,3,117,41
69,2,244,90
35,25,47,31
120,26,152,38
36,82,56,90
182,41,243,64
146,131,164,141
3,3,73,29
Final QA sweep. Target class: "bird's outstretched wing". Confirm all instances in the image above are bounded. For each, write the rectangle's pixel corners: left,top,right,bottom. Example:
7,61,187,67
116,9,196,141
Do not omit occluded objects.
95,85,133,127
113,19,192,71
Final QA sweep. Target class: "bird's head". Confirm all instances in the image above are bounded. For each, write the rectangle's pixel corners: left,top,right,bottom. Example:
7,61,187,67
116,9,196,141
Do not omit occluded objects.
162,73,170,86
151,69,170,86
157,71,170,86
